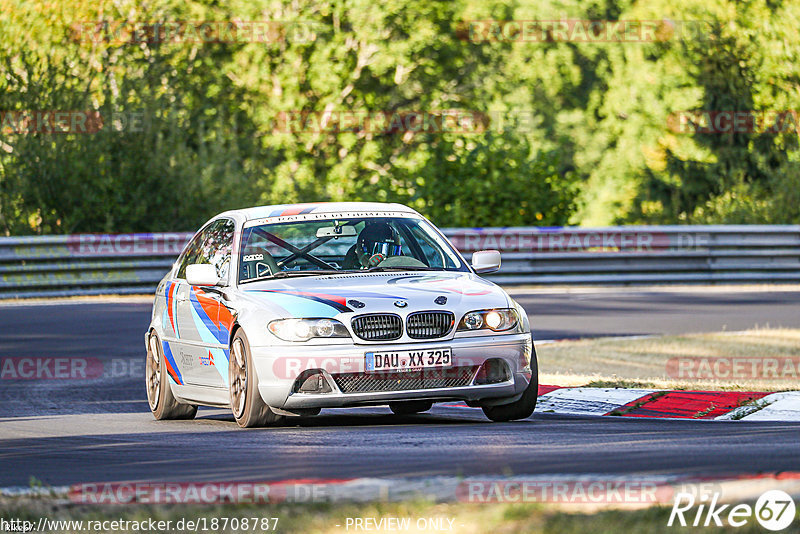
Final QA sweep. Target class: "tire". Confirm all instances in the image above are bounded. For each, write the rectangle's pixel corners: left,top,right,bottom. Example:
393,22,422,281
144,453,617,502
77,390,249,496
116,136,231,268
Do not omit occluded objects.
229,330,283,428
389,400,433,415
146,331,197,420
482,348,539,422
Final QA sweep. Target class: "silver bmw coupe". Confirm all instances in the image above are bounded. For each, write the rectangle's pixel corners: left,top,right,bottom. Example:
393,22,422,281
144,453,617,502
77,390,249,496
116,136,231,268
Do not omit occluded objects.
145,202,537,427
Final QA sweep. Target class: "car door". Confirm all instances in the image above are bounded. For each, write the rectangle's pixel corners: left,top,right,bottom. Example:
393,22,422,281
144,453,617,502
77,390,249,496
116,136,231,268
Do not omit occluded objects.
157,229,205,387
174,218,235,387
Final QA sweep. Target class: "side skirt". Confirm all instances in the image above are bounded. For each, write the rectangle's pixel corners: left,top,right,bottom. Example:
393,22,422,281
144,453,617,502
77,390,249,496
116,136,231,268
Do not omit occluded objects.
171,382,230,408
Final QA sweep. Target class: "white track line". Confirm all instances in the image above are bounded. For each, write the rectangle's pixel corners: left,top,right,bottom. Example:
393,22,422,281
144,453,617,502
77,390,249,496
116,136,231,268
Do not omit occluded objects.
716,391,800,421
535,387,657,416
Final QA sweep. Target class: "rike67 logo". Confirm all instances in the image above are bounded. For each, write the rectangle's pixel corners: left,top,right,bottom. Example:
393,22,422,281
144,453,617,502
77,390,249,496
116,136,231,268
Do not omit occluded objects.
669,490,796,531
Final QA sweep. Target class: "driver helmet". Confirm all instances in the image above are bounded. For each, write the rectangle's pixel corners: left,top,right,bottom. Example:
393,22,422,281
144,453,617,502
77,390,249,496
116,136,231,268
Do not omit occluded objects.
356,222,401,267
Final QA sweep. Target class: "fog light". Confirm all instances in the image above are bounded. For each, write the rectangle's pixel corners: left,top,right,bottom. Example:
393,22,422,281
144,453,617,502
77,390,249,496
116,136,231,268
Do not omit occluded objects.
473,359,511,385
293,370,332,394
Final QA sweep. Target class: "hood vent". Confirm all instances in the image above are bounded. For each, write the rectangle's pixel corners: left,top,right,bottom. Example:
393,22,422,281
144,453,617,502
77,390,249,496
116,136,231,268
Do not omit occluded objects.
319,273,407,280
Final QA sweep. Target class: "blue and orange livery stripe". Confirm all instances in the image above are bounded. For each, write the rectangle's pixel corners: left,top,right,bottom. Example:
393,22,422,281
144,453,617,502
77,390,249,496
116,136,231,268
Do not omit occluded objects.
247,289,409,314
267,205,319,218
190,290,219,341
219,305,234,340
164,281,177,332
194,290,219,327
161,341,183,385
191,288,235,346
254,289,352,313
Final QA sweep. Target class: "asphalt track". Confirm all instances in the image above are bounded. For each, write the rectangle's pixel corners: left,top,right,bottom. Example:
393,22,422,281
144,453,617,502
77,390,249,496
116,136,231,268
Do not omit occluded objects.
1,287,799,488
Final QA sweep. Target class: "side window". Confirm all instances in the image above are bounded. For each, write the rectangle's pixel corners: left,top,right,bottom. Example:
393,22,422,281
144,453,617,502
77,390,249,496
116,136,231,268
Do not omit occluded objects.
177,219,235,281
196,219,235,281
176,232,206,279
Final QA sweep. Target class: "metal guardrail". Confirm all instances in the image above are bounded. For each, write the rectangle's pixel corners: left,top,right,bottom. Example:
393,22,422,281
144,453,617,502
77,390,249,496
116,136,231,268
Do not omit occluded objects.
0,225,798,298
0,233,191,299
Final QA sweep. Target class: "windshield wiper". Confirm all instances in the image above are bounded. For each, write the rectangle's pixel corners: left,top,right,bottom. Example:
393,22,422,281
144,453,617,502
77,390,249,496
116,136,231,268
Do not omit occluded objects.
240,270,349,283
241,266,439,283
365,266,440,272
270,269,346,278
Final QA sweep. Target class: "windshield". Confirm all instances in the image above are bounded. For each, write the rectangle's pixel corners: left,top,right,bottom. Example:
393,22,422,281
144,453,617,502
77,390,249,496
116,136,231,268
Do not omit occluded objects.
238,216,467,283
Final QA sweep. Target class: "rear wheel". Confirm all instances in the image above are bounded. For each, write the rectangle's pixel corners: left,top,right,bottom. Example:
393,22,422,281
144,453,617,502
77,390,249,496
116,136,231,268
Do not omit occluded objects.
482,348,538,422
229,330,283,428
389,401,433,415
146,332,197,420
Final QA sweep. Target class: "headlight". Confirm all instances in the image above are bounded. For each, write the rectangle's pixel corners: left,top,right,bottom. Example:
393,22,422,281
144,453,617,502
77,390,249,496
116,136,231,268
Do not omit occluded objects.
457,309,519,332
268,318,351,342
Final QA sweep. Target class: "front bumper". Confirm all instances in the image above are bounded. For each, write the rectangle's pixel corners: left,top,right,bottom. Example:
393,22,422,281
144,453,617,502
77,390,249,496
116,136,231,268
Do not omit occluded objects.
250,333,533,409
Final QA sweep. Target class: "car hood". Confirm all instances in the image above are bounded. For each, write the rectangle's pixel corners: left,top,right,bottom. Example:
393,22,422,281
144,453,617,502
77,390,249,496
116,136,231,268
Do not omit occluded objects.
236,271,510,318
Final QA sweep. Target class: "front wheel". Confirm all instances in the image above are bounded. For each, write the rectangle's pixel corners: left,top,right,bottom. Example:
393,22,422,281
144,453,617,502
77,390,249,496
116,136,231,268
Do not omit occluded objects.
229,330,283,428
146,331,197,420
482,348,538,422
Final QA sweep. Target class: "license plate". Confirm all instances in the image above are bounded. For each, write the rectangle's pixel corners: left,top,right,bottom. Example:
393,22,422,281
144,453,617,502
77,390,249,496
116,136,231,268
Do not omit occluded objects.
365,348,452,372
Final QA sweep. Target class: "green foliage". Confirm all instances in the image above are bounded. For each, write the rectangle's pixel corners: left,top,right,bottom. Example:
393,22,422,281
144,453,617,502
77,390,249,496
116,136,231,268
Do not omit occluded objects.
0,0,262,233
623,0,800,224
0,0,798,235
412,135,578,227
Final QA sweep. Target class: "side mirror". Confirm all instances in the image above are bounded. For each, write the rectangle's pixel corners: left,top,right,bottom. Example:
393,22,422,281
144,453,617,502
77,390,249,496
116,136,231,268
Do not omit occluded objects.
471,250,501,274
186,264,220,286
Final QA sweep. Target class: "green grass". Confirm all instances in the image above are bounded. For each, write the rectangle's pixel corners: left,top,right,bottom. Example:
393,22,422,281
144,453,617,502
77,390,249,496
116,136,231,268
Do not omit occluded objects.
537,328,800,392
